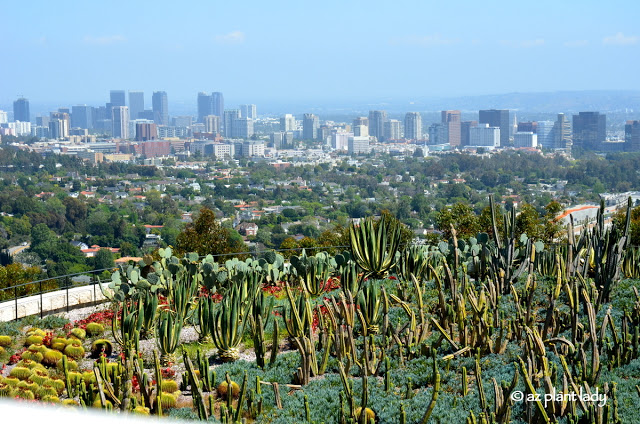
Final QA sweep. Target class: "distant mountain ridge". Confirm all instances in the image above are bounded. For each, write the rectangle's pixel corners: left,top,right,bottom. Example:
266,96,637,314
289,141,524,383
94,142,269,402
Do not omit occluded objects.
404,90,640,113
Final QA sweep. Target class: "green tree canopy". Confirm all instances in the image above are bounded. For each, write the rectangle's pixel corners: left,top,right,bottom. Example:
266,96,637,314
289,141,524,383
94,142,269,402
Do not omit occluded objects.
175,208,247,259
436,203,480,240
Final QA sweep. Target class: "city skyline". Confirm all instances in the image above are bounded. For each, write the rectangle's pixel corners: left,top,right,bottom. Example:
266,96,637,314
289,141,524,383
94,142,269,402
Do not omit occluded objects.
1,1,639,107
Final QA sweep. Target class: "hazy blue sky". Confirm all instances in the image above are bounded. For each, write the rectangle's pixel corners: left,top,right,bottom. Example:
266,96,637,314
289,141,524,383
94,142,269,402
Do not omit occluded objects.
1,0,639,109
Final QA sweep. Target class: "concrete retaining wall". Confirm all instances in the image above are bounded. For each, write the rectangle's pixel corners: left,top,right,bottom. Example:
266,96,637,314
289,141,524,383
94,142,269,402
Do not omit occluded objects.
0,283,113,322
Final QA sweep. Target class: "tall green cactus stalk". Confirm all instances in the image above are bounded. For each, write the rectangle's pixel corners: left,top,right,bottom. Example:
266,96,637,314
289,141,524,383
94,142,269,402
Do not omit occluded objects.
196,349,215,392
487,195,538,295
183,351,209,420
284,284,318,385
112,300,142,351
196,295,215,343
156,309,183,366
233,372,249,423
270,315,280,365
249,289,275,368
420,352,441,424
590,198,631,307
139,290,159,339
211,284,250,362
349,215,402,280
153,350,163,416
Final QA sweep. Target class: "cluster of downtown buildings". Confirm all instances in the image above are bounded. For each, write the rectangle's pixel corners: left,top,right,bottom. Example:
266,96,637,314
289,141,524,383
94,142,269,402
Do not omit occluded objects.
2,91,640,163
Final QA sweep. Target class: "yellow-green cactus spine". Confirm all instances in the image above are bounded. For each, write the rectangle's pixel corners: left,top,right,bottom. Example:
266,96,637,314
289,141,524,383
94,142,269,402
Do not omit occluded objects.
86,322,105,336
70,328,87,340
64,343,85,360
24,335,43,346
42,349,64,367
10,366,33,381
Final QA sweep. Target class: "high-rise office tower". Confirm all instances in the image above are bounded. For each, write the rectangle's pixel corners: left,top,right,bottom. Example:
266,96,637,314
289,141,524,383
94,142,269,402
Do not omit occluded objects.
551,113,572,149
517,122,537,133
479,109,510,147
13,97,30,122
572,112,605,151
428,123,448,145
404,112,422,141
271,131,294,149
353,117,369,128
211,92,224,117
280,114,296,132
71,105,93,129
36,116,50,127
441,110,461,147
204,115,221,134
48,119,69,139
173,116,193,127
112,106,130,139
625,121,640,152
460,121,478,146
223,109,241,137
331,130,351,151
129,91,144,120
197,92,212,123
233,117,254,139
384,119,401,141
110,90,126,107
152,91,169,126
368,110,387,141
0,110,7,124
303,113,319,139
536,121,554,149
240,104,257,120
353,117,369,137
136,122,157,141
50,112,70,138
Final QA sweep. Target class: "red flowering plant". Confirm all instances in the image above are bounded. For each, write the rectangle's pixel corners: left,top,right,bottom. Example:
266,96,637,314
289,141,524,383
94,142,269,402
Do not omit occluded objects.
323,277,341,291
9,349,26,365
131,375,140,393
42,331,54,348
311,304,330,332
161,367,176,379
75,310,115,327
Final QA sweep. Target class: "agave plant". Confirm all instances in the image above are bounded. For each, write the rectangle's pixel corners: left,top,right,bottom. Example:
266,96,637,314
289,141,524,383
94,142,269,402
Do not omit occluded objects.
349,215,402,281
356,280,388,335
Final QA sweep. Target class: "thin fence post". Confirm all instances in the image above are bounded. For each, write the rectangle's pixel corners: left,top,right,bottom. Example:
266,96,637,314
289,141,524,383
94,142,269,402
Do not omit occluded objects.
66,276,70,312
40,279,43,319
14,286,18,321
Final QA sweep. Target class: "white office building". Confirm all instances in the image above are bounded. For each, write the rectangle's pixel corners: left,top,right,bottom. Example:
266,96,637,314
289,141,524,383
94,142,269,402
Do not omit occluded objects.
469,124,500,149
332,130,352,151
514,131,538,148
348,135,370,155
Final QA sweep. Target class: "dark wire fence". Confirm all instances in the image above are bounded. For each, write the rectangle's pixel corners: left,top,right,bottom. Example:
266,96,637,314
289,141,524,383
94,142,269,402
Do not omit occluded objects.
0,245,351,322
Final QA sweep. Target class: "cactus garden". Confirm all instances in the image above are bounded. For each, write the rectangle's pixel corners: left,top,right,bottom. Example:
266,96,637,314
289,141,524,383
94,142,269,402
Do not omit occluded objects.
2,198,640,423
